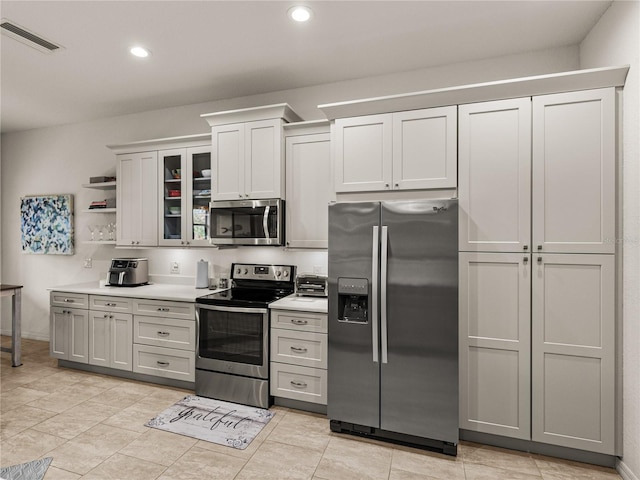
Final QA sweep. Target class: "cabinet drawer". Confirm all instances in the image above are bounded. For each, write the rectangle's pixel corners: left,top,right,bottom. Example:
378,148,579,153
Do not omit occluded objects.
50,292,89,309
271,329,327,369
133,299,195,320
132,344,195,382
270,363,327,405
271,310,327,333
90,295,133,313
134,316,195,351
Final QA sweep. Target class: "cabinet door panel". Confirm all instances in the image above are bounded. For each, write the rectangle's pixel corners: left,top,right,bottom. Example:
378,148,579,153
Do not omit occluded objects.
285,133,331,248
117,151,158,246
89,312,110,367
459,98,531,252
245,119,282,199
334,114,392,192
212,124,244,200
68,309,89,364
459,252,531,439
186,146,212,246
50,308,68,360
532,253,615,454
158,148,186,246
111,313,133,371
392,106,457,189
532,88,615,254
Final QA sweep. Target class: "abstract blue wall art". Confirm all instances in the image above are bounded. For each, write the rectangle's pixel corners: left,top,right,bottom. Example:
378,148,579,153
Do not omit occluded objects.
20,194,74,255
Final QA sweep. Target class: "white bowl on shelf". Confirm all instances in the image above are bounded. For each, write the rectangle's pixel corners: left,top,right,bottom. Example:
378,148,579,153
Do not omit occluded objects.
201,169,212,177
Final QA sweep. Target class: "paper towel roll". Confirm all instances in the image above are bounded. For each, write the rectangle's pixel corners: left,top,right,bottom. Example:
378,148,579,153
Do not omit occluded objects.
196,259,209,289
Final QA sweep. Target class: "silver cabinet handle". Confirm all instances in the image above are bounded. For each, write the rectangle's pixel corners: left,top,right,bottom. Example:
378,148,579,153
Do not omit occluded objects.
105,302,117,307
157,331,170,337
371,226,379,364
523,245,529,251
537,245,543,250
537,256,542,264
523,257,529,265
290,380,307,388
291,319,308,325
290,346,307,354
380,225,389,365
63,298,73,303
103,314,108,318
156,361,170,367
157,307,170,312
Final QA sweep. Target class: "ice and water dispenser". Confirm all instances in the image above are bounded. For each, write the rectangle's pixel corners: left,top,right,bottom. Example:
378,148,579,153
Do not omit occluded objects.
337,278,369,323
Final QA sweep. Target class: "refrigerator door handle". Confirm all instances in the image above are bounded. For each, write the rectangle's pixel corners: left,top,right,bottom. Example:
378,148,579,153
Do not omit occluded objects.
380,225,389,364
371,226,379,363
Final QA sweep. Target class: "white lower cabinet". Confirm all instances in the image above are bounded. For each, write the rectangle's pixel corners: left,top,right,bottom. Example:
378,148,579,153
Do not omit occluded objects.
459,253,616,454
132,299,196,382
459,252,531,439
532,254,615,454
50,306,89,364
50,291,196,385
88,311,133,371
133,344,195,382
270,309,328,405
88,295,133,371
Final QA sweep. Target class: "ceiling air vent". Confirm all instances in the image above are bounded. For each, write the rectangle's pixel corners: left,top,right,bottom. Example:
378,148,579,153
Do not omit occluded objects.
1,19,62,53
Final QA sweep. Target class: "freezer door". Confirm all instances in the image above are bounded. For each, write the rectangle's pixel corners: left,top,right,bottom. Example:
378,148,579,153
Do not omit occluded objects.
380,199,459,443
328,202,381,427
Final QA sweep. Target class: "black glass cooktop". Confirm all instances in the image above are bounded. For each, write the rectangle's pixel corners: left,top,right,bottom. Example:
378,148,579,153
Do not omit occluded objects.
196,287,294,308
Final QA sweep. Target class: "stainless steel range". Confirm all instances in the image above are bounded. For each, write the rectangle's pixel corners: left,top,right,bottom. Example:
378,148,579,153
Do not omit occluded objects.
195,263,296,408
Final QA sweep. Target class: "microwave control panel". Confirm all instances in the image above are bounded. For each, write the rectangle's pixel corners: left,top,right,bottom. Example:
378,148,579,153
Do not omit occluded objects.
231,263,295,282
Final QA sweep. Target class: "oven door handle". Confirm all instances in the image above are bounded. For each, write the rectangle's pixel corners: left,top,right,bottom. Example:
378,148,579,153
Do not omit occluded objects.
196,304,269,314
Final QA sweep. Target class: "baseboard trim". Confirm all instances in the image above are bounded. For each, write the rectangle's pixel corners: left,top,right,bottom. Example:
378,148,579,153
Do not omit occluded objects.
0,330,49,342
460,429,616,468
618,460,640,480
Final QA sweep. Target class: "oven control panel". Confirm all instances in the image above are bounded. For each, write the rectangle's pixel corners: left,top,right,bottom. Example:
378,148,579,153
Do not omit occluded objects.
231,263,294,282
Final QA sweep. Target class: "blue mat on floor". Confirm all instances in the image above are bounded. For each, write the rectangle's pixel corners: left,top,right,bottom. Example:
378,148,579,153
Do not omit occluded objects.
0,457,52,480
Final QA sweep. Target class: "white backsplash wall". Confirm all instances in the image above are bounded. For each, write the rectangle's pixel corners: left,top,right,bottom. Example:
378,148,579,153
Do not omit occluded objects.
1,46,579,340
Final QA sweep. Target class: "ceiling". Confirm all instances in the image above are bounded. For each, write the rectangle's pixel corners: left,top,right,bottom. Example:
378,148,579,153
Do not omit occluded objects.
0,0,612,133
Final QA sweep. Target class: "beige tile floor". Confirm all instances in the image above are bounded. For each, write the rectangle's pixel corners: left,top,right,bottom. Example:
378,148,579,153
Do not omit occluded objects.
1,337,622,480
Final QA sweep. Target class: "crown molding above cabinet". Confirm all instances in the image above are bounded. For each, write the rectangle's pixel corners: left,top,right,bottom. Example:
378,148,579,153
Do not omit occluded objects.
318,65,629,120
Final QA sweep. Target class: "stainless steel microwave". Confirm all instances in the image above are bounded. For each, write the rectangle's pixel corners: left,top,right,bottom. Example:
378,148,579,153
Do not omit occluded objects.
208,199,284,246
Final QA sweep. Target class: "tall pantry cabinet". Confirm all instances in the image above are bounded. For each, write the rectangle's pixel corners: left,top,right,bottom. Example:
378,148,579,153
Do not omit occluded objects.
458,88,617,455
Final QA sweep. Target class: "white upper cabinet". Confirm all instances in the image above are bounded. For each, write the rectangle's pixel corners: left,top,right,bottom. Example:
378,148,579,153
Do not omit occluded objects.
459,98,532,252
532,88,615,254
333,106,457,193
158,146,211,247
334,114,392,192
202,103,302,200
392,107,457,190
284,125,331,249
211,119,283,200
117,151,158,247
244,119,284,199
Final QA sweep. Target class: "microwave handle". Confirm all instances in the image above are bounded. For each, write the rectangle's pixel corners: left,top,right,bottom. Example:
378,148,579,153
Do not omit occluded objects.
263,205,271,240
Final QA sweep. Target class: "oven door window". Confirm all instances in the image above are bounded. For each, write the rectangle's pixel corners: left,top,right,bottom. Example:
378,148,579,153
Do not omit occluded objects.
199,309,265,365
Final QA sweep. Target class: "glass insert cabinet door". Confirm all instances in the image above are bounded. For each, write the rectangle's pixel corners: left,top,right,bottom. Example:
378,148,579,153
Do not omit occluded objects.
158,146,211,246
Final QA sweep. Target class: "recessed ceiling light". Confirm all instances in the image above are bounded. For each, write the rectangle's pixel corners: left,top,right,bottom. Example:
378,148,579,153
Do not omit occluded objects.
130,46,150,58
288,5,313,22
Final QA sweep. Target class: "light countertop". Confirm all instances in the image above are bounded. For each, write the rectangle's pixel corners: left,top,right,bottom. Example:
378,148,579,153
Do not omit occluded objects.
270,294,327,313
48,282,223,303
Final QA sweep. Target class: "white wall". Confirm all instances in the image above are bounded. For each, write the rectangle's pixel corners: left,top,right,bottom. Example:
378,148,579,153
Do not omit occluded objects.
580,2,640,479
0,46,580,340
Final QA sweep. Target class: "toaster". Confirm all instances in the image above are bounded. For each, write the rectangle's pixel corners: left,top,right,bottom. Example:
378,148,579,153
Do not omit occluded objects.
295,273,328,297
106,258,149,286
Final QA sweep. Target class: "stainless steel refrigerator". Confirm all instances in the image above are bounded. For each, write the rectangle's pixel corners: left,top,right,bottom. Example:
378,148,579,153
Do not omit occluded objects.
328,199,458,455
